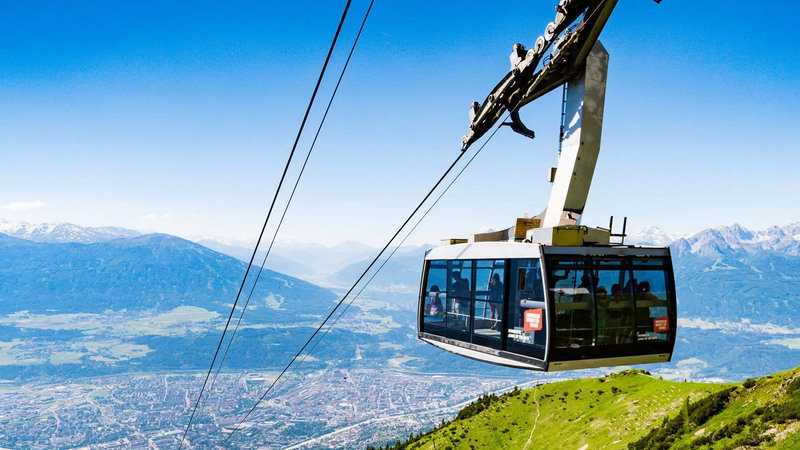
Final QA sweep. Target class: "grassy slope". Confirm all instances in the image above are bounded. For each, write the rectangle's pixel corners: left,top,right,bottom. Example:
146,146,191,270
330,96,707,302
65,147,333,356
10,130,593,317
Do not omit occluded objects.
404,371,727,450
395,367,800,450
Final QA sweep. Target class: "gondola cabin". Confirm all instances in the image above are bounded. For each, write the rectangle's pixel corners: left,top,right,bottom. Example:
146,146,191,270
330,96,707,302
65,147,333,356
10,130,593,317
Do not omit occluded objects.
417,242,676,371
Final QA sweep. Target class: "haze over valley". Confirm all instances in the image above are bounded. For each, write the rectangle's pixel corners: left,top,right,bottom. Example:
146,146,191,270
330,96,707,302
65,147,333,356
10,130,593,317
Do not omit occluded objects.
1,219,800,448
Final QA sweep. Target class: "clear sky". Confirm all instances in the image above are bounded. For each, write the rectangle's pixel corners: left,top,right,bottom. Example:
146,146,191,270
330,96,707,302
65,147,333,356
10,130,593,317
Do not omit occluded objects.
1,1,799,246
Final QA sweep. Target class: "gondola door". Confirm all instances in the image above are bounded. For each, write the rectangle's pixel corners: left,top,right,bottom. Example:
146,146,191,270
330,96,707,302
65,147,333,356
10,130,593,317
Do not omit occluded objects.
471,260,505,349
445,260,472,342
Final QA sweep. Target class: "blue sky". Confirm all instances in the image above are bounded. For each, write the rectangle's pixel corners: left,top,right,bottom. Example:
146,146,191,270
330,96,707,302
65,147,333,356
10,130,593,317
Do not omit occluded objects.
1,1,799,246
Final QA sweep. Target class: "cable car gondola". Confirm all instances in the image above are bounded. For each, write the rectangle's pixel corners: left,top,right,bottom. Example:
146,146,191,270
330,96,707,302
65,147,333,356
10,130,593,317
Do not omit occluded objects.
417,0,674,371
419,241,676,371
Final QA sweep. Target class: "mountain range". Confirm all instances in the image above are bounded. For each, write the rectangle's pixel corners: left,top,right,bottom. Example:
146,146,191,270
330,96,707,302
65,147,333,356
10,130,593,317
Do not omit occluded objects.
627,222,800,256
2,218,800,381
0,219,417,285
0,219,141,244
0,232,334,317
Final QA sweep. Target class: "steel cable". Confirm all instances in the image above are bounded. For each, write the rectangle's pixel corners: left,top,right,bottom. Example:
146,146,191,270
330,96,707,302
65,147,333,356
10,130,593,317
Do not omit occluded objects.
239,117,508,434
177,1,354,447
202,0,376,409
215,118,506,448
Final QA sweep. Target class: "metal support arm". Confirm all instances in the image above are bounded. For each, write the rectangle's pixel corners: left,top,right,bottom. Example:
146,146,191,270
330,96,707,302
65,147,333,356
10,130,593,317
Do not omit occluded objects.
542,41,608,228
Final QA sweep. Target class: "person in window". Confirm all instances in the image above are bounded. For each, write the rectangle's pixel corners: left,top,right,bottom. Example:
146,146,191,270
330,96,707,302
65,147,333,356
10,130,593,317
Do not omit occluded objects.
572,273,594,344
636,281,658,335
488,273,503,330
426,285,444,317
451,270,470,320
577,273,594,294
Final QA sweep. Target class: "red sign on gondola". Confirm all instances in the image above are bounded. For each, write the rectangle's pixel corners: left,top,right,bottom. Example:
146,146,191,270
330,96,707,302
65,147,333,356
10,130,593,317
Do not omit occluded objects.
653,317,669,333
524,308,543,332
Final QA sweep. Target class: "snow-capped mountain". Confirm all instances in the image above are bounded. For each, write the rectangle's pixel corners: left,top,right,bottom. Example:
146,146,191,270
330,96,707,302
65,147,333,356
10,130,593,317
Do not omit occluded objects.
626,225,689,246
0,219,141,244
672,223,800,257
627,223,800,256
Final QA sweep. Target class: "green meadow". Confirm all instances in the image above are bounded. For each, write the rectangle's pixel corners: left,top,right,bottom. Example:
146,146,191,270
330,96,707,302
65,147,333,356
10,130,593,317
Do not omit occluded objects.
388,366,800,450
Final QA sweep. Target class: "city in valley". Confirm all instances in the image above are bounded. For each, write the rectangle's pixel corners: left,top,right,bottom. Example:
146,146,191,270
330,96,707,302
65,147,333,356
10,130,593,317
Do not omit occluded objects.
0,366,562,449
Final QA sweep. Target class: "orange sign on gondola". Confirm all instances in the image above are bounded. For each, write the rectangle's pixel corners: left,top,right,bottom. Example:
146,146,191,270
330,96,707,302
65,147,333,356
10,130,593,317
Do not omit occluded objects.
524,308,543,331
653,317,669,333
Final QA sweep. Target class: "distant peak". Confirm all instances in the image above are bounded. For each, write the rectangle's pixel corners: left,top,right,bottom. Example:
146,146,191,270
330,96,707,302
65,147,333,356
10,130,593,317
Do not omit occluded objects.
0,219,140,244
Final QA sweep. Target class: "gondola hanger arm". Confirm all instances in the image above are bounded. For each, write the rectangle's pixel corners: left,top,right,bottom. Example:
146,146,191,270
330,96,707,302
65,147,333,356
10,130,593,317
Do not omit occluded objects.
461,0,662,151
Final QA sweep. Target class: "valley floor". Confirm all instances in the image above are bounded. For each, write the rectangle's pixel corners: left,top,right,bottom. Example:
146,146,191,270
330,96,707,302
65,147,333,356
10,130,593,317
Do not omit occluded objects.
0,366,547,449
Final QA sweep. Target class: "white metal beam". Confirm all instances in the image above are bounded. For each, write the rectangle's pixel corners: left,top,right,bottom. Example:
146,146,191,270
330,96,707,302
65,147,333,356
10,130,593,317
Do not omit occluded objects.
542,41,609,228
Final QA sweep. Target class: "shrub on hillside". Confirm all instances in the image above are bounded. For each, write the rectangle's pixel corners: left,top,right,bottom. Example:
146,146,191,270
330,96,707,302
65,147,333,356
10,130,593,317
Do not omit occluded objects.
628,387,736,450
456,393,498,421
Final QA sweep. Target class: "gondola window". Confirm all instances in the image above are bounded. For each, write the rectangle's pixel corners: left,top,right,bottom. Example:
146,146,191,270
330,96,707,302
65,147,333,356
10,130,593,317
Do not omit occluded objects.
472,260,505,346
550,265,596,348
632,268,672,342
422,260,447,336
507,259,547,359
594,268,635,345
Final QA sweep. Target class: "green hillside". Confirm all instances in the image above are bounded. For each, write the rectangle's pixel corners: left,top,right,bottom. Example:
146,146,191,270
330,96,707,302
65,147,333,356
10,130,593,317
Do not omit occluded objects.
374,367,800,450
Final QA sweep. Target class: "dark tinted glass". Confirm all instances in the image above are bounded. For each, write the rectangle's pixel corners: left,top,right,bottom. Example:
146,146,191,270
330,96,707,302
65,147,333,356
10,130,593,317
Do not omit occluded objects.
507,259,546,357
632,269,671,342
594,269,635,345
550,268,595,348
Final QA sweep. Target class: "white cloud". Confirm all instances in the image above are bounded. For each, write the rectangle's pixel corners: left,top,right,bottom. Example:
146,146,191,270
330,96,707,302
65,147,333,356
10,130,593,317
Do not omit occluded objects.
0,201,47,211
162,214,174,220
142,214,159,220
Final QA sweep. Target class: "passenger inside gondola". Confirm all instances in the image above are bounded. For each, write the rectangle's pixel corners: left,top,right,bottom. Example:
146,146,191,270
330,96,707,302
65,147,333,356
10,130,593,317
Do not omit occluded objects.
451,270,470,311
447,266,472,333
426,285,444,318
488,273,503,330
422,261,447,332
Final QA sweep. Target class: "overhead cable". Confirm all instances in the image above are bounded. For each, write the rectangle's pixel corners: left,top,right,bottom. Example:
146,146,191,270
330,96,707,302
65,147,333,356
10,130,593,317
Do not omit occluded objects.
202,0,377,405
242,117,508,429
177,1,354,448
215,119,507,448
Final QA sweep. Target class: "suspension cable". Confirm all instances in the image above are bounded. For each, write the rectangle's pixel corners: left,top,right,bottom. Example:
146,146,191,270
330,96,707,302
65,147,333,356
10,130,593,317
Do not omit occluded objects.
203,0,376,407
241,117,508,428
215,119,506,448
176,1,354,448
